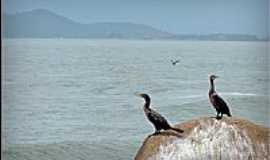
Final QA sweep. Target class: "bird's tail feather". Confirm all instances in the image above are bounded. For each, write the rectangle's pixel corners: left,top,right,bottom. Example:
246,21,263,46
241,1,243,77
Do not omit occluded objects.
170,127,184,133
226,110,232,117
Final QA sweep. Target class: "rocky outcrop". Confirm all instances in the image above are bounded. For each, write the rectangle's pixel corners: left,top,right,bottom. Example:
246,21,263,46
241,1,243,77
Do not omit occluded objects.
135,117,269,160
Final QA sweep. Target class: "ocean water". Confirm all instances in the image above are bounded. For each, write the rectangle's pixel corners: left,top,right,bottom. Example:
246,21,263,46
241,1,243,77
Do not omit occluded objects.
2,39,269,160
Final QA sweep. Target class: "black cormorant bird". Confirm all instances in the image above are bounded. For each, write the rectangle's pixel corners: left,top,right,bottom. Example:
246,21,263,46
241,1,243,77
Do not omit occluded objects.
171,59,180,66
136,93,184,135
208,75,232,119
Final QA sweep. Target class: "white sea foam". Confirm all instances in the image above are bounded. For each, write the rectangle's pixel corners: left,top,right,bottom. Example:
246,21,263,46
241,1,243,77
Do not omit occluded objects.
179,92,259,101
219,92,258,97
150,120,268,160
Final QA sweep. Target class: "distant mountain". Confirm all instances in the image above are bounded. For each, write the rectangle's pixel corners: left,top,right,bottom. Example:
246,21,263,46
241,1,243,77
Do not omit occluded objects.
3,9,174,39
3,9,263,41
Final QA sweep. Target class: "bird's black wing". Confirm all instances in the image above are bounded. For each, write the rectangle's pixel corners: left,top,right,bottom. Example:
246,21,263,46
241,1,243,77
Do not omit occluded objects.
148,109,171,128
212,93,231,115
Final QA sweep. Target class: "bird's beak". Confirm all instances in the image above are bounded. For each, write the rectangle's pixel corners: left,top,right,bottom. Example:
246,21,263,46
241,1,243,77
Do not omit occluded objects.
215,76,219,78
135,93,142,97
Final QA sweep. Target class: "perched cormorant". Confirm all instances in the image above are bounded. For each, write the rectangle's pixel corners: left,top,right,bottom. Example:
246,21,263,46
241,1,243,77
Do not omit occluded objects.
171,59,180,66
208,75,232,119
136,93,184,135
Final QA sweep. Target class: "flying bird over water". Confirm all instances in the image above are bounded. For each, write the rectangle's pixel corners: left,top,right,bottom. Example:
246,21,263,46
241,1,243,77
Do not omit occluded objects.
171,59,180,66
136,93,184,135
208,75,232,119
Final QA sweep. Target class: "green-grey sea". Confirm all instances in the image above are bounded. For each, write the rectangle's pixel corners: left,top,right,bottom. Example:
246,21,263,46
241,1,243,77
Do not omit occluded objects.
2,39,269,160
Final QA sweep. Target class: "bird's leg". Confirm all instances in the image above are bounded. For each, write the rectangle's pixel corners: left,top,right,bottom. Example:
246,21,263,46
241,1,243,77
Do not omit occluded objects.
154,130,161,135
220,113,223,119
215,112,219,119
216,112,221,120
152,129,161,136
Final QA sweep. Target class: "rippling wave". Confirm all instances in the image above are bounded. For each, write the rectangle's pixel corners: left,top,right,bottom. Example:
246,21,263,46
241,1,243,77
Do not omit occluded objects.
3,141,133,160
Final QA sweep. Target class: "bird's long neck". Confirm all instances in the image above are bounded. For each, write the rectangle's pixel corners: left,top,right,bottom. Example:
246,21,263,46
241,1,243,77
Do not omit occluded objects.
143,98,151,114
209,79,215,94
143,99,151,110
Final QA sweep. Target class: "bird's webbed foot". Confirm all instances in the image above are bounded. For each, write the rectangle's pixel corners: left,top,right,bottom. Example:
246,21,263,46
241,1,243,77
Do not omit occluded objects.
216,116,222,120
152,130,161,136
216,113,222,120
147,130,161,138
154,130,161,135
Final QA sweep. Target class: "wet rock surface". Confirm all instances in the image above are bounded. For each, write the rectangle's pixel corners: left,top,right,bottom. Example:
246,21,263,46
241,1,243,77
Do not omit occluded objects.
135,117,269,160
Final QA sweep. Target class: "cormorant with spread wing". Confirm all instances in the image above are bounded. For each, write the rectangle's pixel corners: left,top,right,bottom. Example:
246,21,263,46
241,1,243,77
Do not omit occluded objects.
208,75,232,119
136,93,184,135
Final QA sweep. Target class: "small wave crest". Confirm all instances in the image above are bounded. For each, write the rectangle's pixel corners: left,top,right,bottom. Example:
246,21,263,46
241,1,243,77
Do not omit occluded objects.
220,92,259,97
176,92,259,105
179,92,259,101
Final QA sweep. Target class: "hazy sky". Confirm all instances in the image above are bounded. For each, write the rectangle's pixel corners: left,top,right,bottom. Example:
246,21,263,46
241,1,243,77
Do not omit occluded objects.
3,0,269,38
